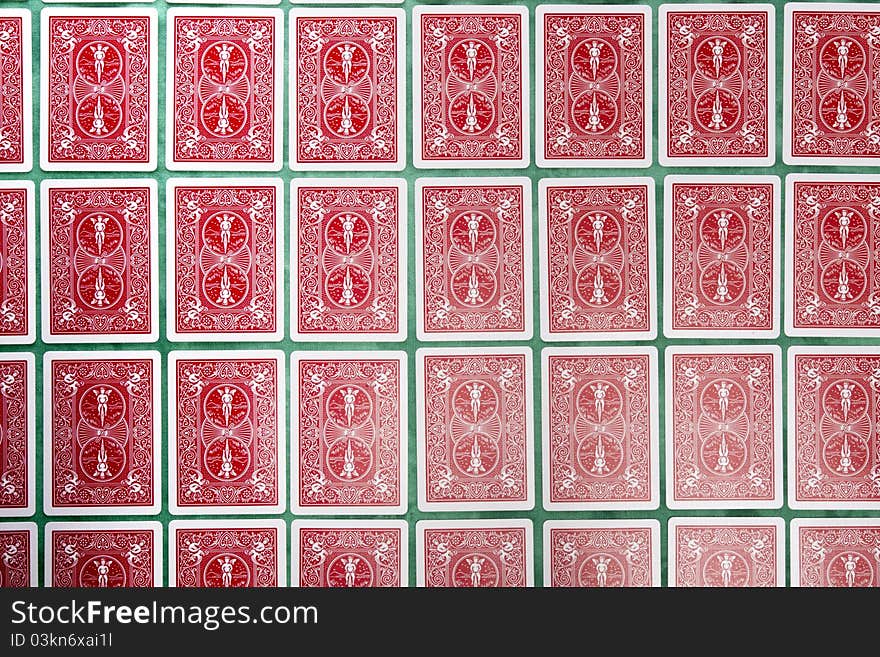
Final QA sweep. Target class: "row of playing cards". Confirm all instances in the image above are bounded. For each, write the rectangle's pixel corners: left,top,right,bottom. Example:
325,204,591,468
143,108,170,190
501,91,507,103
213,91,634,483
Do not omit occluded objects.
2,175,880,344
1,5,880,170
2,518,879,587
0,347,877,517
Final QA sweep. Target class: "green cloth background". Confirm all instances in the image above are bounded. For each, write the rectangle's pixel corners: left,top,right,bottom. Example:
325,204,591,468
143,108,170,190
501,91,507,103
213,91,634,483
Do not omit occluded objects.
1,0,879,587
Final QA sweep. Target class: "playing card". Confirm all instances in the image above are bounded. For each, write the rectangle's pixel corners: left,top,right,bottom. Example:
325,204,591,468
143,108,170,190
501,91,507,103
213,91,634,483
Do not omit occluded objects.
167,178,283,342
291,179,406,341
789,347,880,509
416,519,533,587
664,176,780,338
41,8,158,171
536,5,651,167
290,9,405,171
169,351,285,515
660,5,775,166
417,348,533,511
0,181,35,344
45,522,162,587
415,177,532,341
539,178,656,341
166,9,283,171
170,520,286,587
543,520,660,588
669,518,785,587
0,9,32,172
666,346,782,509
0,523,37,588
413,6,529,169
168,1,280,8
792,518,880,587
784,4,880,164
0,354,34,517
786,174,880,336
292,520,408,588
43,351,161,516
293,351,407,515
542,348,659,511
41,180,159,343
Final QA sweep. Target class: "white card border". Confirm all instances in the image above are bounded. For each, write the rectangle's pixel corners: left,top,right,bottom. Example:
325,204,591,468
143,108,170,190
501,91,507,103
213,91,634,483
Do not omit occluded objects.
415,518,534,587
790,517,880,587
0,181,35,345
290,178,407,342
291,519,409,588
165,177,285,342
414,176,533,341
169,1,279,5
291,350,408,515
169,519,288,587
782,3,880,165
167,349,287,515
535,5,652,168
784,173,880,337
40,7,158,172
0,522,38,586
659,4,776,167
0,352,35,517
45,521,163,587
43,0,156,3
43,351,162,516
542,519,661,587
288,1,401,4
416,346,535,511
541,346,659,511
0,10,32,173
40,179,159,344
165,9,285,172
667,516,785,587
664,344,784,509
662,174,781,339
289,8,406,171
412,5,530,169
538,176,657,342
787,345,880,509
